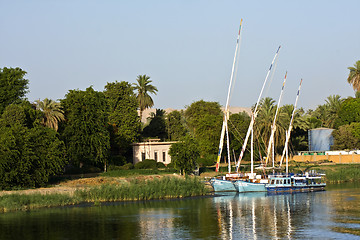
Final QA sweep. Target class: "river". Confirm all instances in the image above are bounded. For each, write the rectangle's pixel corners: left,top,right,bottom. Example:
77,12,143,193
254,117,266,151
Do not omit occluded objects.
0,182,359,240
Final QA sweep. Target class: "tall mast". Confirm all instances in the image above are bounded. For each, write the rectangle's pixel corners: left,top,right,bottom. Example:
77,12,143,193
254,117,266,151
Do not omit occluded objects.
280,79,303,173
265,72,288,166
236,45,281,173
215,19,243,172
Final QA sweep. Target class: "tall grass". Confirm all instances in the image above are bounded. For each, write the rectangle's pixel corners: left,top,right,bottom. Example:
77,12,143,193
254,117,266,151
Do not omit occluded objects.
325,165,360,183
0,193,76,212
75,176,209,202
0,176,210,212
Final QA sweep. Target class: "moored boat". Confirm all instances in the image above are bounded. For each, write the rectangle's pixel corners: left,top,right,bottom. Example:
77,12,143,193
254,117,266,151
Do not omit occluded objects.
266,172,326,192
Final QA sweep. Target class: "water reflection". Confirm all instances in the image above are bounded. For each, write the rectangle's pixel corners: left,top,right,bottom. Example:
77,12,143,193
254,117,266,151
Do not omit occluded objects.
0,186,360,239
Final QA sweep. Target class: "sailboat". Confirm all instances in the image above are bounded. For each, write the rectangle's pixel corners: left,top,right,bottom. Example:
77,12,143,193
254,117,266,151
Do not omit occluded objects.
210,20,243,192
265,79,327,192
233,68,286,193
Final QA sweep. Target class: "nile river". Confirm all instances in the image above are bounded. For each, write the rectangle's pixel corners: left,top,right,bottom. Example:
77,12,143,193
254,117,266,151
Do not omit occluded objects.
0,182,359,240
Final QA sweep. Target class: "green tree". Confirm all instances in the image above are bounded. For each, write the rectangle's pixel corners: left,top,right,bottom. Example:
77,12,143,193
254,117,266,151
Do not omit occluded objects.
347,60,360,91
104,81,140,163
0,67,29,114
60,87,110,168
168,135,200,175
0,104,67,189
166,110,187,141
324,95,343,128
133,75,158,122
334,97,360,128
254,97,287,155
34,98,65,131
228,112,251,155
184,100,222,156
332,123,360,150
142,109,167,140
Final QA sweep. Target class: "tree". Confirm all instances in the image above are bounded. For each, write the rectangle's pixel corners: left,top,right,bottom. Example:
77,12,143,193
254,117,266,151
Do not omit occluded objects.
34,98,65,131
254,97,287,155
60,87,110,168
166,110,187,141
168,135,200,175
133,75,158,122
324,95,343,128
332,123,360,150
0,103,67,189
347,60,360,91
0,67,29,114
104,81,140,162
184,100,222,156
334,98,360,128
142,109,167,140
228,112,251,155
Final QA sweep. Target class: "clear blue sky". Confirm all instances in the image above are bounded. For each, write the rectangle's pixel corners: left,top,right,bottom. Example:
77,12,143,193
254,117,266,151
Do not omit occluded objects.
1,0,359,111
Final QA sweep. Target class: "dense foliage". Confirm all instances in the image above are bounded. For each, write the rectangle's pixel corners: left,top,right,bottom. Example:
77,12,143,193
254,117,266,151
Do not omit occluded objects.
0,103,67,189
185,100,222,156
0,67,28,114
166,110,187,141
60,87,110,168
169,135,200,175
104,81,140,163
142,109,167,140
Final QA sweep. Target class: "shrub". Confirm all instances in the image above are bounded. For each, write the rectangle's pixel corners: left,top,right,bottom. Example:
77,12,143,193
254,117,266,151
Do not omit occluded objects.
134,159,157,169
156,162,166,168
120,163,134,170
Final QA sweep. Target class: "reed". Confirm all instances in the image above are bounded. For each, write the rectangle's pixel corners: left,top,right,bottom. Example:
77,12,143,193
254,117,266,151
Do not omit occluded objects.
75,176,210,202
0,176,210,212
324,165,360,183
0,193,76,212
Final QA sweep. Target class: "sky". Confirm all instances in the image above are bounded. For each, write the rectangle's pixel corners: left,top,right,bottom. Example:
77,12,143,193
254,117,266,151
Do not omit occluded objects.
1,0,359,111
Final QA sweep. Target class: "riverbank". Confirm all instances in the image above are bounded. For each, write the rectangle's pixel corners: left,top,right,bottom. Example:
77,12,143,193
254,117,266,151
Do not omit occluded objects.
0,176,210,213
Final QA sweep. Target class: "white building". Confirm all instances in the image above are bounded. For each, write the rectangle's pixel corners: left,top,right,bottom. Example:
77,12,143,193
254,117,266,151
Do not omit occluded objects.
132,139,176,165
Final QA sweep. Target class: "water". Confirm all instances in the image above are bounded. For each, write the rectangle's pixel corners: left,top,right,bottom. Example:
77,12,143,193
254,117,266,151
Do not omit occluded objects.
0,183,359,240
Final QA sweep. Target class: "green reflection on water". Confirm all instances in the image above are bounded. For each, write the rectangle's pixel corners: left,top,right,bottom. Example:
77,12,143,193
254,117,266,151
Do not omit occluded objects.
329,182,360,236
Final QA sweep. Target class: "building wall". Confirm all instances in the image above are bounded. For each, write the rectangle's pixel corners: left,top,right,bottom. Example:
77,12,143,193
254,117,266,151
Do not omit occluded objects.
132,141,176,165
280,153,360,164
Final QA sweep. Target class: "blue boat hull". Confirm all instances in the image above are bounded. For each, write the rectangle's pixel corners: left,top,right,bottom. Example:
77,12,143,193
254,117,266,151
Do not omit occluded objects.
233,180,266,192
266,184,326,192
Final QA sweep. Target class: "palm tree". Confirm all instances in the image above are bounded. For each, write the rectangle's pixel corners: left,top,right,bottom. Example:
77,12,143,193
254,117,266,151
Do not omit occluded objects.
324,95,343,128
133,75,158,122
254,97,287,158
34,98,65,131
347,60,360,91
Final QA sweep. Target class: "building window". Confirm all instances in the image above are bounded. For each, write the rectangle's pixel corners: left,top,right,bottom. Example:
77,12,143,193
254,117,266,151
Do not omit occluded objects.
163,152,166,162
141,152,145,161
154,151,158,162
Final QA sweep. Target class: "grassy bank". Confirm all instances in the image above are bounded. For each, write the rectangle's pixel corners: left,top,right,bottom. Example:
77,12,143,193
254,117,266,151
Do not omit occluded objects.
0,176,210,213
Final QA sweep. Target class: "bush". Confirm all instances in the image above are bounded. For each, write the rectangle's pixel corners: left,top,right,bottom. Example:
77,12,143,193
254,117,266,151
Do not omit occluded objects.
120,163,134,170
134,159,157,169
156,162,166,168
166,162,174,169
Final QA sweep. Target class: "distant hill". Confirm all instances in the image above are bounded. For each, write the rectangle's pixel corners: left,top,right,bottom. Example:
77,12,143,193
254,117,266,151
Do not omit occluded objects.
139,107,251,123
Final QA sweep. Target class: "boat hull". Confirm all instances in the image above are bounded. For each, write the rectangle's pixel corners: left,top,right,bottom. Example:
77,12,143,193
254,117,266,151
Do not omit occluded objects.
266,184,326,192
233,180,266,192
210,179,236,192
